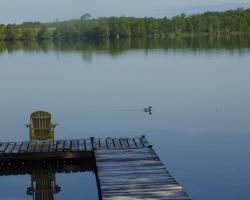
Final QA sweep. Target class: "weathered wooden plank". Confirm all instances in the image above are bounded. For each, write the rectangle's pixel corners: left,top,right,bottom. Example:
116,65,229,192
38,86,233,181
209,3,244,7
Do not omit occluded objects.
56,140,64,152
133,137,144,148
64,140,71,151
141,135,150,147
93,138,100,150
34,142,43,153
99,185,182,195
102,188,186,195
113,138,121,149
99,138,108,150
49,143,57,152
11,142,23,153
41,142,50,152
20,142,29,153
4,143,16,153
95,148,190,200
127,138,136,148
0,143,9,153
78,139,86,151
106,138,115,149
85,138,92,151
33,142,43,153
71,139,79,151
120,138,129,148
99,179,177,188
96,149,159,161
26,141,37,153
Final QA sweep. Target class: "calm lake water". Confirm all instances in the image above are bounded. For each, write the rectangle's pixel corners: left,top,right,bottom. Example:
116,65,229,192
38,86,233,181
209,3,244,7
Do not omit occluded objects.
0,36,250,199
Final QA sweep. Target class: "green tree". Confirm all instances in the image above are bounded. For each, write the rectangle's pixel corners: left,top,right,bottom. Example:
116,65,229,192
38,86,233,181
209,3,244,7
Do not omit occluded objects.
20,29,35,40
5,25,20,40
36,26,51,40
0,24,6,40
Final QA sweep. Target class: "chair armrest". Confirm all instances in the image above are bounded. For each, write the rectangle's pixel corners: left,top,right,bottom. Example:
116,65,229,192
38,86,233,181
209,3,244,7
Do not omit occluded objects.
51,123,58,128
25,124,31,128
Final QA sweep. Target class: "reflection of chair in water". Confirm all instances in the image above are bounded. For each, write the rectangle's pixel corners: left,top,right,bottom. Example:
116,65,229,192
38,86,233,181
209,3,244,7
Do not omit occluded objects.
27,173,61,200
26,111,57,145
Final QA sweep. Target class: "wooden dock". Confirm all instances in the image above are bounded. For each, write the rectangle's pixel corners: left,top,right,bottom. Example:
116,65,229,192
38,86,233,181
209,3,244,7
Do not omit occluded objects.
0,137,148,162
0,136,190,200
96,148,190,200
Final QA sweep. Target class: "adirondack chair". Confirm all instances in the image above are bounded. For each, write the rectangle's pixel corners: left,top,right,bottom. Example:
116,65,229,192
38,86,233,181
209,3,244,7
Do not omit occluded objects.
26,111,57,144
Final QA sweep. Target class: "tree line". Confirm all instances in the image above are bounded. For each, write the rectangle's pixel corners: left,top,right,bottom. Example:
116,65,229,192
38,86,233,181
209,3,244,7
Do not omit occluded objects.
0,8,250,41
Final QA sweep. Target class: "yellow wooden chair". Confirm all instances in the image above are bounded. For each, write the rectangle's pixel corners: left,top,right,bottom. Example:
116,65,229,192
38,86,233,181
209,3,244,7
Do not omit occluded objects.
26,111,57,144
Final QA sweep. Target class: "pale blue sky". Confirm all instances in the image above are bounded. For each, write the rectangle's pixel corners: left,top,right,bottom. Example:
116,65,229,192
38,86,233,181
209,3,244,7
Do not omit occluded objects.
1,0,250,24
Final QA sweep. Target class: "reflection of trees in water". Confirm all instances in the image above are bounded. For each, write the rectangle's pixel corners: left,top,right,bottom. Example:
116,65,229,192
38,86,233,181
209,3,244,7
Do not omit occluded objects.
1,35,250,57
81,51,92,63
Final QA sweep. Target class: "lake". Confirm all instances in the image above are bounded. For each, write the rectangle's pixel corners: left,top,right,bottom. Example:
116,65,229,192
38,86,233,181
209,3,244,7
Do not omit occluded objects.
0,36,250,199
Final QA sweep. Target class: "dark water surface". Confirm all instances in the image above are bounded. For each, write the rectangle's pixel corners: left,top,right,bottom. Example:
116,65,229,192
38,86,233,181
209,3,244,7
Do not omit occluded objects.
0,36,250,199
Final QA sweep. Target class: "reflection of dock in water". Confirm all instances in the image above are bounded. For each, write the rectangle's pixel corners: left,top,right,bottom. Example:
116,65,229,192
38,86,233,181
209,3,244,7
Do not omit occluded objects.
0,159,94,200
0,136,190,200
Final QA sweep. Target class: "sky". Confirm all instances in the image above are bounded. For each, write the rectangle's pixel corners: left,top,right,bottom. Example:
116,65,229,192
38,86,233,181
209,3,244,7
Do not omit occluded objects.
0,0,250,24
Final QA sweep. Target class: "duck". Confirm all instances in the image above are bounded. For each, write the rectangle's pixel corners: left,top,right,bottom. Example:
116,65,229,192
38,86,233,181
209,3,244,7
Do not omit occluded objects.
144,106,152,113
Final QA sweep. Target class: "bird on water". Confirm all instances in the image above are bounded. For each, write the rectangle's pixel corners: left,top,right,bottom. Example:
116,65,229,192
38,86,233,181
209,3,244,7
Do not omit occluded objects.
144,106,152,114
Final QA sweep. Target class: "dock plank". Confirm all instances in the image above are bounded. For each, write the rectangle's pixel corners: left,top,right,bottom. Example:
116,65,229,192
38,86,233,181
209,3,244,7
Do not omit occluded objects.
64,140,71,152
20,142,29,153
56,140,64,152
127,138,136,148
133,137,144,148
120,138,129,148
26,141,36,153
113,138,121,149
71,139,79,151
85,138,92,151
93,138,100,150
49,143,57,152
78,139,86,151
41,142,50,152
99,138,108,150
106,138,115,149
141,135,150,147
0,143,9,153
11,142,23,153
4,143,15,154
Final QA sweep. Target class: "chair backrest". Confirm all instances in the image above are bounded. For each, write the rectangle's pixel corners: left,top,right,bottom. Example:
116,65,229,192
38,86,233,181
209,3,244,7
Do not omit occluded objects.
30,111,52,140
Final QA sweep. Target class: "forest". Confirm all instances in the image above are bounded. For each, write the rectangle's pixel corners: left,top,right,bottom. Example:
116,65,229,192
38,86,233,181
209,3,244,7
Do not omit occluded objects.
0,8,250,41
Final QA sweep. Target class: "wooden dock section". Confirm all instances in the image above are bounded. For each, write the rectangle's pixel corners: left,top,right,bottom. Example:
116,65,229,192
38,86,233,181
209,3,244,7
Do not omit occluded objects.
95,148,190,200
0,136,190,200
0,137,148,162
